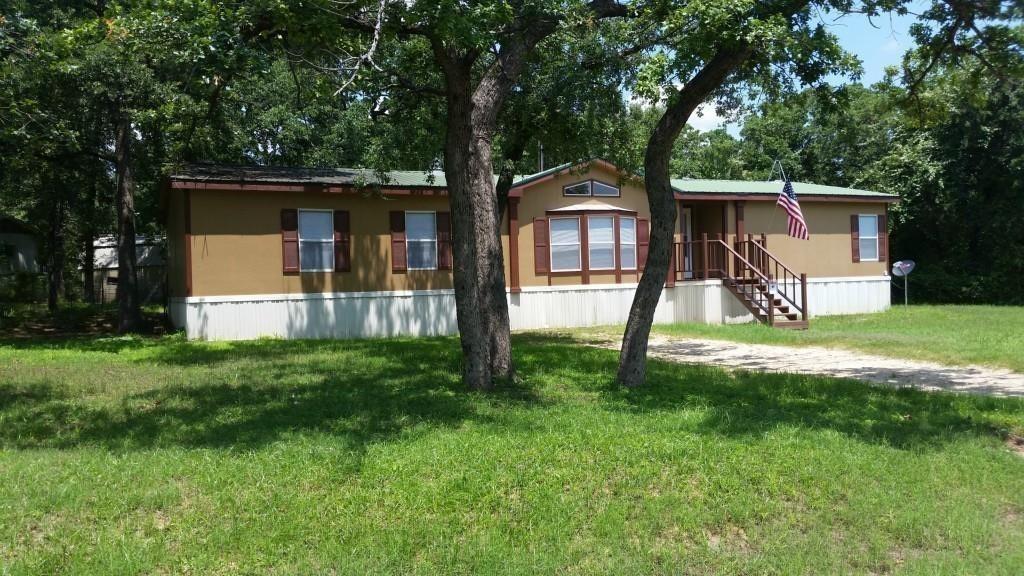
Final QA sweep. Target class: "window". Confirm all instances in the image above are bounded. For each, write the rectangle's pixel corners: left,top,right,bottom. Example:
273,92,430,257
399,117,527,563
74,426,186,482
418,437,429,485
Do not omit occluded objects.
588,216,615,270
592,181,620,197
563,182,590,196
562,180,621,197
619,217,637,270
858,214,879,261
299,210,334,271
406,212,437,270
549,217,581,271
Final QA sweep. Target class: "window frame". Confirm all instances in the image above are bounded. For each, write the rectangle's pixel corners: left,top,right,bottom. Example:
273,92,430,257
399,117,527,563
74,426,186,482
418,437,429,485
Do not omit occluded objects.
561,179,622,198
591,181,621,197
548,216,583,272
297,208,335,273
858,214,880,262
587,215,616,271
562,181,591,197
405,210,439,271
618,216,638,271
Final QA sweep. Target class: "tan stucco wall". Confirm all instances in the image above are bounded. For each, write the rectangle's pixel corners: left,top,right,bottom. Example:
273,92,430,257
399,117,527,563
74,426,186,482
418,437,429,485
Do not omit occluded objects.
187,189,454,297
515,163,649,287
740,200,888,277
174,165,890,298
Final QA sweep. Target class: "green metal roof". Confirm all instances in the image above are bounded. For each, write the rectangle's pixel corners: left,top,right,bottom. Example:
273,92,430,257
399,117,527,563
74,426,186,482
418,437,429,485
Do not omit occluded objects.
171,163,897,200
671,178,896,199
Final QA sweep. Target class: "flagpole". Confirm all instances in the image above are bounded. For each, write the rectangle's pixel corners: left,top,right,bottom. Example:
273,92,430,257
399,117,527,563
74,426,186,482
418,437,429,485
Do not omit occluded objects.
766,159,784,233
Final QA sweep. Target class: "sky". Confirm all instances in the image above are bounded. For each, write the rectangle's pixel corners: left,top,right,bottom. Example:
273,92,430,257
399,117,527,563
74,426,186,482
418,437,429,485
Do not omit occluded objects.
688,7,924,133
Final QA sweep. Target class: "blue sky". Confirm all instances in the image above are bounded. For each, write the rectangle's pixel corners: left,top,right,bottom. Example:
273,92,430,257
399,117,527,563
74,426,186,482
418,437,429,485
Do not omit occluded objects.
689,7,924,132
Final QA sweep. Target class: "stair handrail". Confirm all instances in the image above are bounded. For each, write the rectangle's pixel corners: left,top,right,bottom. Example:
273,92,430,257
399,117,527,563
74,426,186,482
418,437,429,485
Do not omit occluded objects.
742,240,805,314
714,240,772,284
715,239,806,322
741,238,800,280
713,240,775,316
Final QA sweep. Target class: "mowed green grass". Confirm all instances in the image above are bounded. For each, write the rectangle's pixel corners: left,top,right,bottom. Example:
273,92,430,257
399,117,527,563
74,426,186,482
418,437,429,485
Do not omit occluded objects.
649,305,1024,372
1,332,1023,575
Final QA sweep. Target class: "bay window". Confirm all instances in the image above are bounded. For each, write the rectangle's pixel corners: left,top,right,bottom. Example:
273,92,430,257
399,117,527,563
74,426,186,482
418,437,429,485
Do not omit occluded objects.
549,217,582,271
588,216,615,270
619,217,637,270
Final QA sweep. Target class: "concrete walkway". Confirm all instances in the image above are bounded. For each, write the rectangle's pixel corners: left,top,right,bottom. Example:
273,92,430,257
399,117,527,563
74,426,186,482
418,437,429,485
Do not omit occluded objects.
633,336,1024,398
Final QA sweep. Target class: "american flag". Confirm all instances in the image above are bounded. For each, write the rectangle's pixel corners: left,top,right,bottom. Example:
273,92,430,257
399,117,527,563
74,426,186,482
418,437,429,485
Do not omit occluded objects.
777,178,809,240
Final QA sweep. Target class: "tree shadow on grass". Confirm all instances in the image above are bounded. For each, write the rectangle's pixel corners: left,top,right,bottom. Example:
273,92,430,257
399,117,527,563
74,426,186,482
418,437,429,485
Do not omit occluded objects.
514,334,1023,451
1,332,1019,456
0,337,544,454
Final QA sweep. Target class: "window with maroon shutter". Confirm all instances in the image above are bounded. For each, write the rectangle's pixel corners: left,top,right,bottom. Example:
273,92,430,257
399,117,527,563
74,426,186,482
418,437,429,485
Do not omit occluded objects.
437,211,452,270
281,209,299,273
850,214,861,263
533,217,549,274
390,211,407,272
334,210,350,272
637,218,650,271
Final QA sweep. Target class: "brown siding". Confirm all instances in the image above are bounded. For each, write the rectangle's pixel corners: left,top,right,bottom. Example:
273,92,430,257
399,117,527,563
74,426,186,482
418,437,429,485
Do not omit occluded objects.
174,166,891,298
742,201,888,277
187,189,454,297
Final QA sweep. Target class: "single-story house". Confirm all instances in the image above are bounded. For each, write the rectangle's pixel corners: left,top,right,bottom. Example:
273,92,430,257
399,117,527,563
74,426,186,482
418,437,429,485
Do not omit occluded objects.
0,216,40,275
86,235,166,304
164,160,896,341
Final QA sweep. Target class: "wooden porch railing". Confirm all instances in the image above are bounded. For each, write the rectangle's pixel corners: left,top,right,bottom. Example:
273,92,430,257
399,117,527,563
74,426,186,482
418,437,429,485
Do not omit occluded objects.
670,233,808,326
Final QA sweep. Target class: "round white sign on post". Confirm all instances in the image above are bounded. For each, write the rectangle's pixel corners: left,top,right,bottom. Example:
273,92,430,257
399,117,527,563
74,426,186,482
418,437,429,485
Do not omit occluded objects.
892,260,915,277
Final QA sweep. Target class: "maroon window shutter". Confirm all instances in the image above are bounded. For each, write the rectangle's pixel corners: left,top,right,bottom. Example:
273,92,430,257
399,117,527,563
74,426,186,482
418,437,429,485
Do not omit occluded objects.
390,211,407,272
533,218,549,274
878,214,888,262
638,218,650,271
334,210,351,272
436,211,452,270
281,209,299,273
850,215,861,263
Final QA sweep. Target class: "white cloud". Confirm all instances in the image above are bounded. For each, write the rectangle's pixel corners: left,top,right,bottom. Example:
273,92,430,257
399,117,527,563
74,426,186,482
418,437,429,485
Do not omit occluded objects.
688,104,728,132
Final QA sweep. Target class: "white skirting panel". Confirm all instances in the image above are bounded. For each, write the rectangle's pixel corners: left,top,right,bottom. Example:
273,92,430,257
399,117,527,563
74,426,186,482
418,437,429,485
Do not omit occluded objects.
172,276,889,341
805,276,891,317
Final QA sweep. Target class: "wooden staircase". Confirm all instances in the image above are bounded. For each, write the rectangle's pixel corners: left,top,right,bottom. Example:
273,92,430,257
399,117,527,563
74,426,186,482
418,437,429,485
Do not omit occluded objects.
672,234,809,329
724,278,808,330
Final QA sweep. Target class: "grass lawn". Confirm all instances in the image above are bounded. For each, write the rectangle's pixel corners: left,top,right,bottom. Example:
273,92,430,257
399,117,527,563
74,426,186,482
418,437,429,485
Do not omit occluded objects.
2,321,1024,573
647,305,1024,373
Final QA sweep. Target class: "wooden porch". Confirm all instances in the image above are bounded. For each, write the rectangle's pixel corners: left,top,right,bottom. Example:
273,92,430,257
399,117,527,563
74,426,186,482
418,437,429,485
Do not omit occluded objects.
667,233,809,329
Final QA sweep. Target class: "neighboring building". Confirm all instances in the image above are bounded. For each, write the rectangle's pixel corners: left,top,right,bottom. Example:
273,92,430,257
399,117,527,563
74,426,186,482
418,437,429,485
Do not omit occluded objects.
88,235,166,304
0,216,40,274
164,160,896,341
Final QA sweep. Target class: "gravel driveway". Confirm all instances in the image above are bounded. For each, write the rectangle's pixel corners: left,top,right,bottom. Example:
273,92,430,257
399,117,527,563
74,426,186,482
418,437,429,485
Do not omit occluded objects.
632,336,1024,397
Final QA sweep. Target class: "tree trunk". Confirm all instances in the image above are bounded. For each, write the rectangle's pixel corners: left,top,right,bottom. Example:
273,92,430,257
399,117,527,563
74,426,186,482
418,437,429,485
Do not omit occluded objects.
618,46,752,387
487,135,530,380
81,175,100,304
438,61,509,389
431,4,626,388
115,113,143,333
46,198,66,313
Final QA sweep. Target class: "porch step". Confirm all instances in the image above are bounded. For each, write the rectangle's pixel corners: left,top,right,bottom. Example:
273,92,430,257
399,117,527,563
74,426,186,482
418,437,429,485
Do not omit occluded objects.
772,320,809,330
728,282,804,326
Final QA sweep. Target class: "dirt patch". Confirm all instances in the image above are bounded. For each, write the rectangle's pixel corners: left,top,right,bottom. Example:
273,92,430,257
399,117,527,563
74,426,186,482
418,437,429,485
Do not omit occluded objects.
1007,435,1024,457
603,336,1024,398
